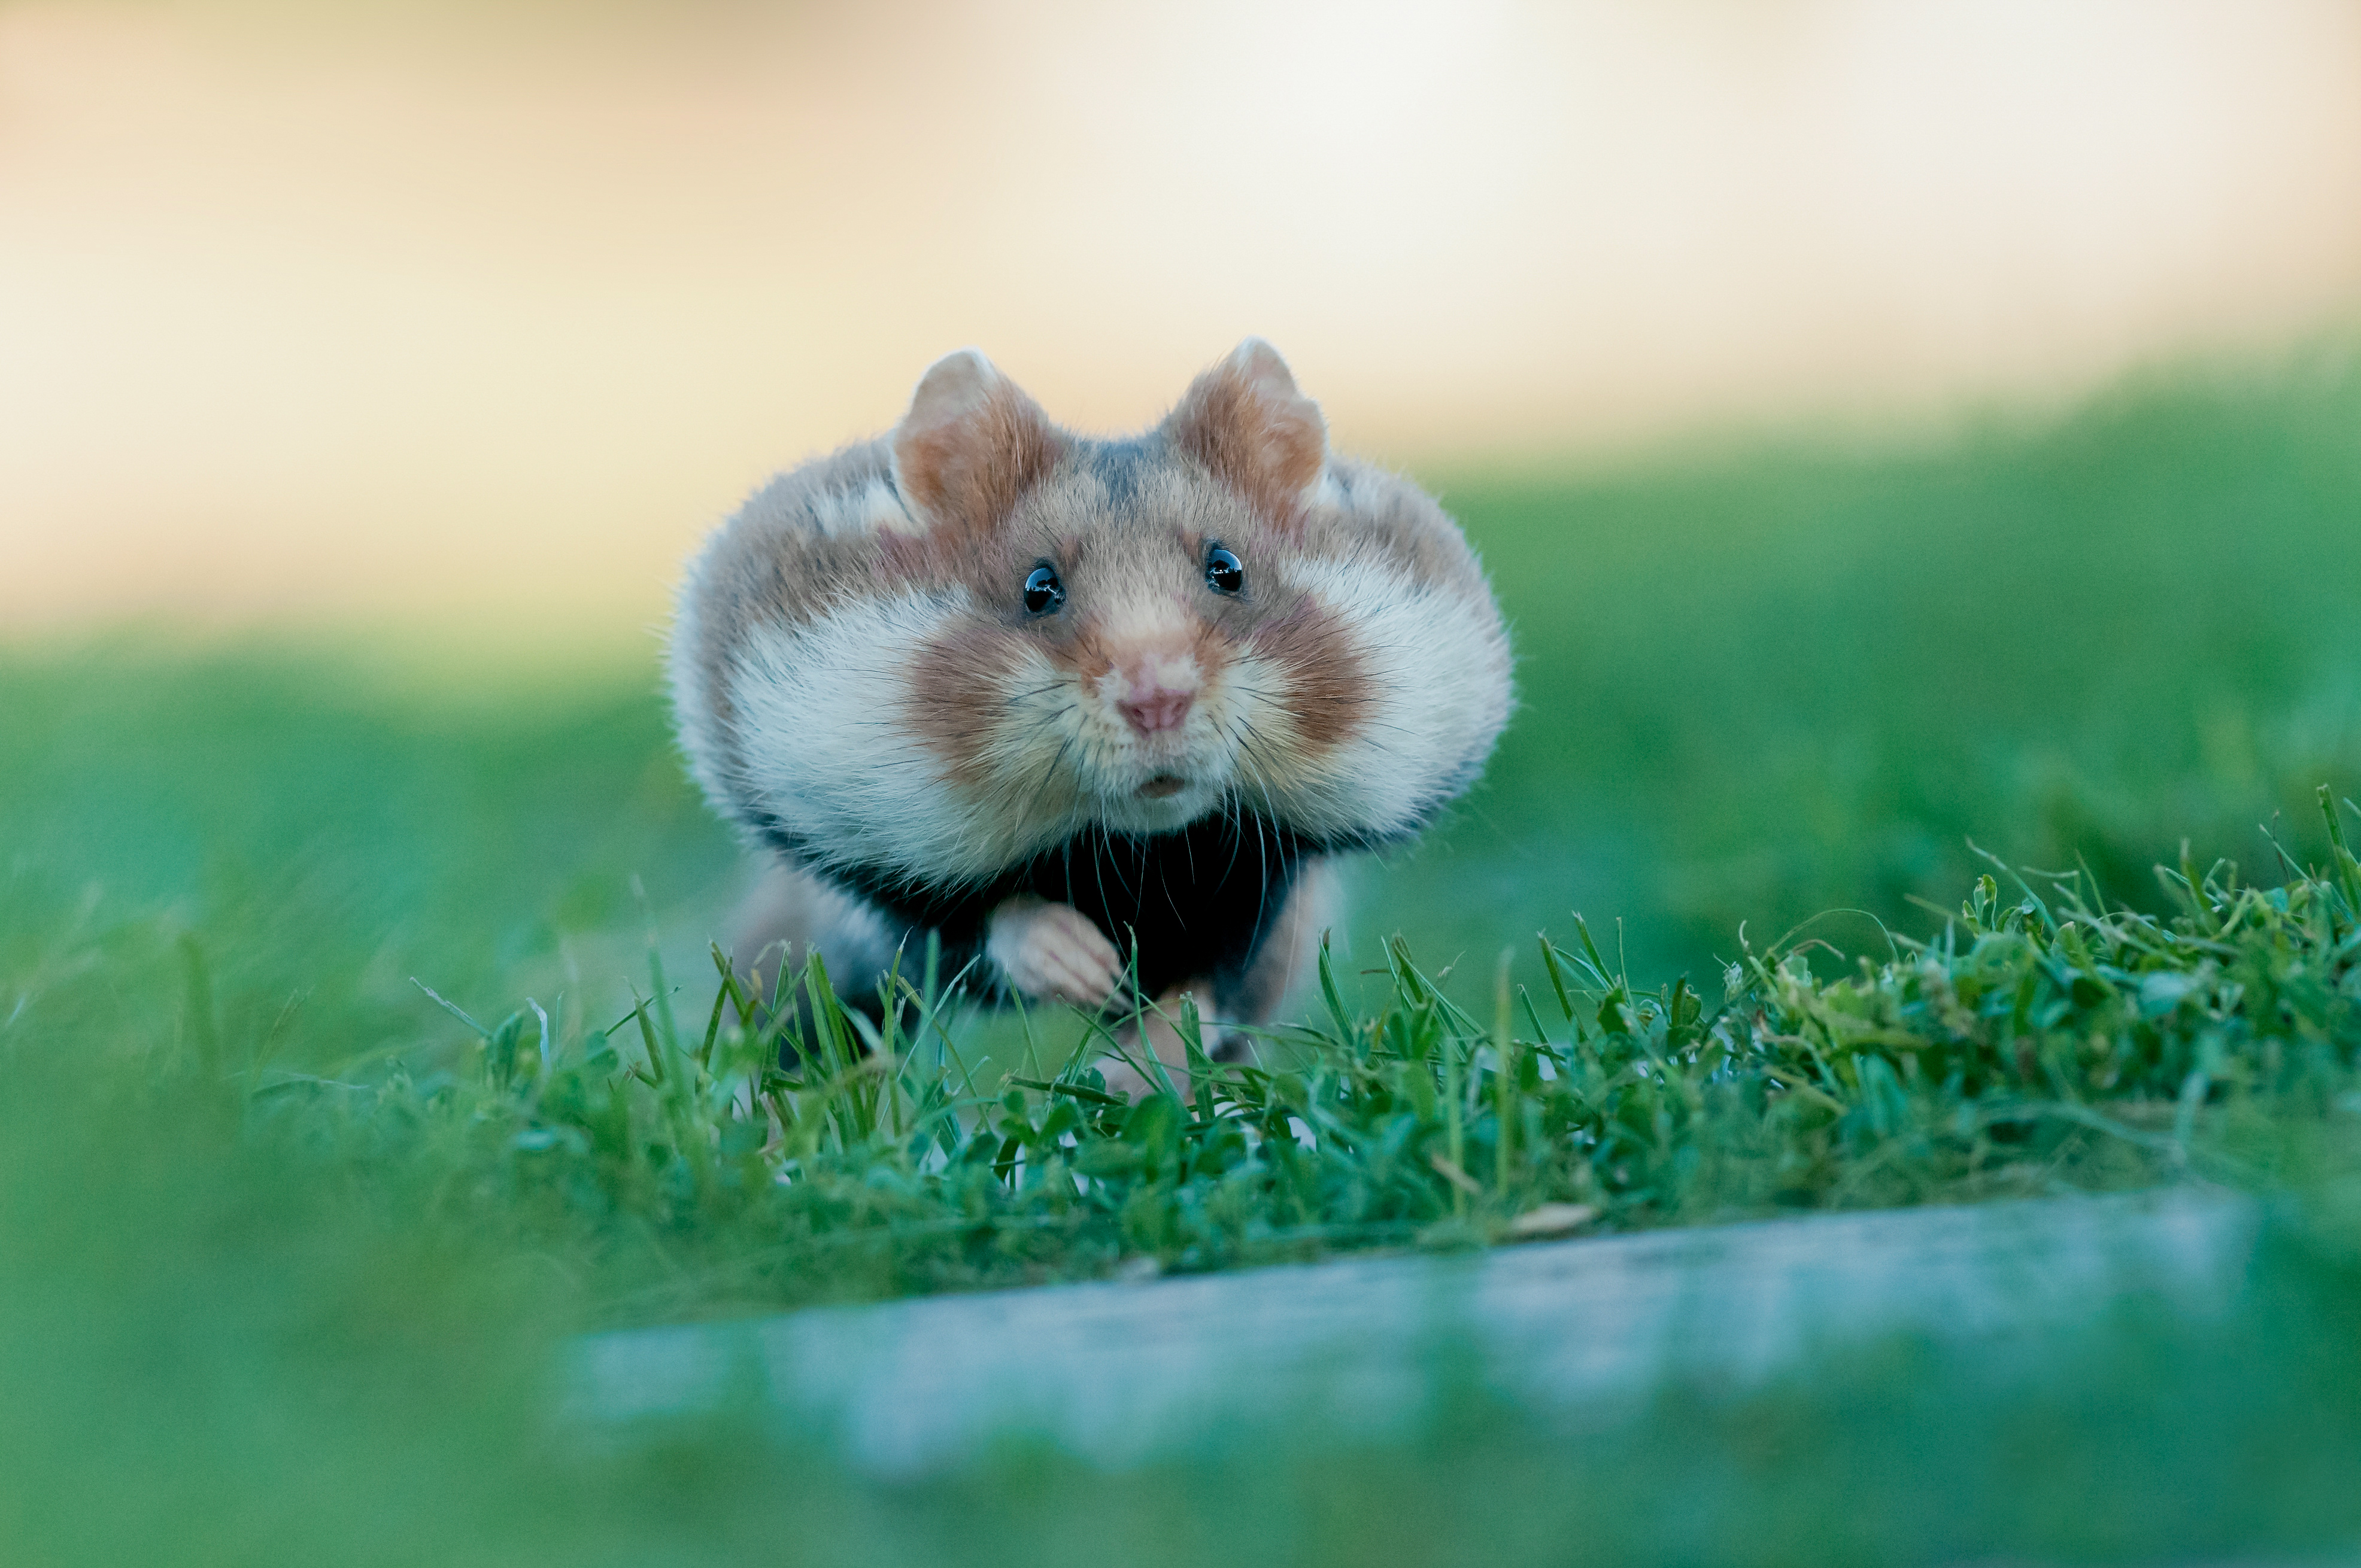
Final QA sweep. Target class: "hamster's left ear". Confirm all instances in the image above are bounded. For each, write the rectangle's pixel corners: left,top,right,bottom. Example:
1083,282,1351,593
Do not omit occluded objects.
1163,339,1328,524
892,349,1061,540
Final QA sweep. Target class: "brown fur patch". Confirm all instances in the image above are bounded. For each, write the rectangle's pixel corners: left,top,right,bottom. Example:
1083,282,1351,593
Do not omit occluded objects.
908,622,1027,785
1248,598,1370,749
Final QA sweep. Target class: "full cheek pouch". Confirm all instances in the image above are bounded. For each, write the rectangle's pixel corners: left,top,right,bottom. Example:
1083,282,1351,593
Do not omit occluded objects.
905,623,1031,789
1246,600,1371,767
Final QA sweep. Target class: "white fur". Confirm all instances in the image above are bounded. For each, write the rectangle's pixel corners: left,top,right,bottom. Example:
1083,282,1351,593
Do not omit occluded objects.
667,473,915,836
1264,551,1512,841
805,475,920,537
663,581,727,816
726,588,1016,888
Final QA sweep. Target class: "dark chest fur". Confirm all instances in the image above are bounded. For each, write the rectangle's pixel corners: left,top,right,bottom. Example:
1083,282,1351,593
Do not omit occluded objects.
776,816,1316,1003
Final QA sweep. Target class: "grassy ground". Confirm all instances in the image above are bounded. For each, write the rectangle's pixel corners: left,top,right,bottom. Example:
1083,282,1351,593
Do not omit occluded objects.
7,353,2361,1563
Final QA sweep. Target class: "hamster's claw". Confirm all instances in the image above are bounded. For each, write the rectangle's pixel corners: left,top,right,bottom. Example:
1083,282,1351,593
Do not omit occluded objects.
985,897,1125,1008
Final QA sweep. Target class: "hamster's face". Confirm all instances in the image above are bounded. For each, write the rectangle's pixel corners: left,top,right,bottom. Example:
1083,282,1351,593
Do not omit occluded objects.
908,457,1365,839
688,339,1507,888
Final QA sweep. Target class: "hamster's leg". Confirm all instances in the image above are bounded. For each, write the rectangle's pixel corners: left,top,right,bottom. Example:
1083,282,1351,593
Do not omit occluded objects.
728,861,904,1015
1218,855,1342,1035
1095,858,1345,1102
1090,980,1213,1104
990,895,1192,1102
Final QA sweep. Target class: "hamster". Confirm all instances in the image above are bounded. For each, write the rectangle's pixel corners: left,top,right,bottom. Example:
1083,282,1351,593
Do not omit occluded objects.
667,339,1511,1096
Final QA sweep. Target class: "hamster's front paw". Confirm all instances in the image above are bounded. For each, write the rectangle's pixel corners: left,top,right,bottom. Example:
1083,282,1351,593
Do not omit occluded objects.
986,897,1124,1008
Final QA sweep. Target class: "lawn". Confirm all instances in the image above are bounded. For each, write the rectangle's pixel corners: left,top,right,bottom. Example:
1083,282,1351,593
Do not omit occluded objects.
6,353,2361,1564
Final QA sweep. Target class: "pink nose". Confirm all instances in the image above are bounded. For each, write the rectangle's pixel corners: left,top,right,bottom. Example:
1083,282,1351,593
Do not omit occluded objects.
1119,683,1195,735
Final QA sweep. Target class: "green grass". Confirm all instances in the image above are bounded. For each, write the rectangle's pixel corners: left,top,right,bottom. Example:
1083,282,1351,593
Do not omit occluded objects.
7,354,2361,1562
259,793,2361,1322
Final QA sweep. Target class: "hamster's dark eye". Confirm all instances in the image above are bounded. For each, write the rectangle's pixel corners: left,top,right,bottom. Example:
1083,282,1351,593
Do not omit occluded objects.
1022,563,1066,617
1204,543,1245,597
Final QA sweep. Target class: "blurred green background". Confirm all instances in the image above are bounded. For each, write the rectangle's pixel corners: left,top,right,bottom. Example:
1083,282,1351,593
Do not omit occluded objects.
1391,355,2361,983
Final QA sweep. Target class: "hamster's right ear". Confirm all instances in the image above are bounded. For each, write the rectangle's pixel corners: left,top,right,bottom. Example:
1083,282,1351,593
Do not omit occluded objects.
1163,338,1328,526
891,350,1061,540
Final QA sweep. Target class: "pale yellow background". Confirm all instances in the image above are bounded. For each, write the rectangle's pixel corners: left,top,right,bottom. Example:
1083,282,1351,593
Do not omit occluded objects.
5,0,2359,633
